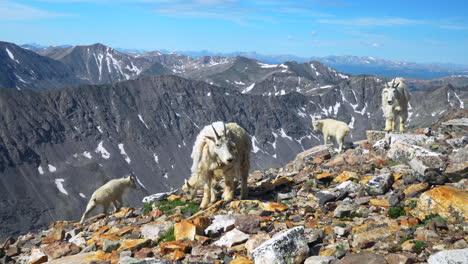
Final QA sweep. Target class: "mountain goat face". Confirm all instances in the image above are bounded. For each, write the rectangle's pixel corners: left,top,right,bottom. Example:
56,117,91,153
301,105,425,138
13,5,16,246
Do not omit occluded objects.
183,122,251,209
80,174,137,224
382,77,411,132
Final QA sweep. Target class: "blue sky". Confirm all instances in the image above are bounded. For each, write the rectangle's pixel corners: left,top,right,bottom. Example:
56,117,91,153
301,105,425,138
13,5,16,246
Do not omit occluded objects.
1,0,467,64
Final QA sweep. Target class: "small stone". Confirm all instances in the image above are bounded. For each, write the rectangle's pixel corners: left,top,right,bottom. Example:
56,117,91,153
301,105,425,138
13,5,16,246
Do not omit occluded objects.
117,239,151,252
453,239,468,249
340,252,386,264
229,256,254,264
134,248,154,259
234,215,260,234
317,172,334,183
5,246,20,257
445,148,468,182
42,241,81,260
333,171,359,183
28,248,48,264
333,226,346,236
404,182,429,197
304,256,336,264
333,204,353,218
213,229,250,247
120,251,133,258
385,253,414,264
160,240,191,257
369,199,391,207
103,240,120,253
316,190,338,206
192,216,212,232
260,202,289,212
191,245,225,256
205,215,237,235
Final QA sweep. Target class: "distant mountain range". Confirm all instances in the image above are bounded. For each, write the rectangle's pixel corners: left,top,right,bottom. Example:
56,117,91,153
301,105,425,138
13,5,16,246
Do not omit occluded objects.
0,40,466,239
20,43,468,80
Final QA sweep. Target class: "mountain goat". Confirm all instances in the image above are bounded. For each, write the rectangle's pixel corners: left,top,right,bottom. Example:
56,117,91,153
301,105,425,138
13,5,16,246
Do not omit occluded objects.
80,174,137,224
313,119,350,153
382,77,411,132
183,122,252,209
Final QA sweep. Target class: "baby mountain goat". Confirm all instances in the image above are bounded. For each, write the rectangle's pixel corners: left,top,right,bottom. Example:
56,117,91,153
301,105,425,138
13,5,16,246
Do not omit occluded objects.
183,122,252,209
80,174,137,224
313,119,350,153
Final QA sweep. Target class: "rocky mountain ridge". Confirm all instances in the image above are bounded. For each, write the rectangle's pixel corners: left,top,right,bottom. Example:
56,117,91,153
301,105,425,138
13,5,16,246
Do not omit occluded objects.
0,73,466,241
1,120,467,264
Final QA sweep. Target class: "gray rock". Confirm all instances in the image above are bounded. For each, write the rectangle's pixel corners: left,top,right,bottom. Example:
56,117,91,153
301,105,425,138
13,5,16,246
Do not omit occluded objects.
213,228,250,247
304,256,336,264
445,148,468,182
340,252,387,264
409,155,447,184
333,204,354,218
316,190,339,206
428,248,468,264
365,173,393,195
333,226,347,236
140,222,173,240
234,215,260,234
80,242,96,253
251,226,309,264
142,190,179,203
103,240,120,253
205,215,238,235
118,256,171,264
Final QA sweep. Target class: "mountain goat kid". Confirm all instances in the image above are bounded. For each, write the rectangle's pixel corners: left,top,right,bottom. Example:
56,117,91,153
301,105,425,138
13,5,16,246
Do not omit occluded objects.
80,174,137,224
183,122,252,209
313,119,350,153
382,77,411,132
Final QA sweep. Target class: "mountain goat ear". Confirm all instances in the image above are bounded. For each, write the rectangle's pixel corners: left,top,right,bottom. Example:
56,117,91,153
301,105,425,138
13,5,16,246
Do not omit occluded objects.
205,135,216,142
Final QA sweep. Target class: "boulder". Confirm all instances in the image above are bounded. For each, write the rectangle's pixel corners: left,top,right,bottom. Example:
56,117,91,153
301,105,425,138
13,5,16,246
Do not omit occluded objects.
213,228,250,247
251,226,309,264
409,155,447,184
428,248,468,264
234,215,260,234
444,148,468,182
412,186,468,223
141,222,173,241
365,173,393,195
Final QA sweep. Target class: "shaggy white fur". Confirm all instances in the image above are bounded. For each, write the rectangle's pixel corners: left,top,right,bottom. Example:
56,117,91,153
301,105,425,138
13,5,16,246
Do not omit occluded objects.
80,174,136,224
382,77,411,132
313,119,350,153
183,122,251,209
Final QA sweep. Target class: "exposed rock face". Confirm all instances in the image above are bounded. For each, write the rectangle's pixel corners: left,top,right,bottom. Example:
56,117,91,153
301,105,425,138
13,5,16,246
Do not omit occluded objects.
411,186,468,223
0,41,83,91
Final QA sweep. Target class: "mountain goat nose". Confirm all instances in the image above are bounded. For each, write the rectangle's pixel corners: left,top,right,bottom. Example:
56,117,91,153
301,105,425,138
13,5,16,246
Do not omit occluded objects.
227,158,233,163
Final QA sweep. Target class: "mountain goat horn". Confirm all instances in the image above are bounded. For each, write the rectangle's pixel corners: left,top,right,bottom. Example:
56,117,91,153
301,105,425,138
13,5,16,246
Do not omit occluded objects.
211,124,220,139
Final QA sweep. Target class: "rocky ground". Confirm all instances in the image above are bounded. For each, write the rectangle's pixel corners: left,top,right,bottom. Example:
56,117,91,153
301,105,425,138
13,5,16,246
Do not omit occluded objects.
1,118,467,264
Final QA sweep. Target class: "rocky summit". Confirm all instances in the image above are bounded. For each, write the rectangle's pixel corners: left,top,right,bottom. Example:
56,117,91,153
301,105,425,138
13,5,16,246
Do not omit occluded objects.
1,120,467,264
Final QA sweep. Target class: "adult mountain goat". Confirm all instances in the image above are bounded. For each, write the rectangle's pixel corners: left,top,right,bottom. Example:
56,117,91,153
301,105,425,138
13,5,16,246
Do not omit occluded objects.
80,174,137,224
183,121,252,209
382,77,411,132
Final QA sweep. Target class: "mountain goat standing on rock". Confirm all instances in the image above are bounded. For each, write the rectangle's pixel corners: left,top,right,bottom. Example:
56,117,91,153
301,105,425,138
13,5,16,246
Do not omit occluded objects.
382,77,411,132
183,121,252,209
313,119,350,153
80,174,137,224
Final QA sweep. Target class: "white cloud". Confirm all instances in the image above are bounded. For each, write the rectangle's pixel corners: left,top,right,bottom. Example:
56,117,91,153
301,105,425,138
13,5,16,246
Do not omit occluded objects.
309,31,318,35
0,1,66,20
440,25,468,30
318,17,423,26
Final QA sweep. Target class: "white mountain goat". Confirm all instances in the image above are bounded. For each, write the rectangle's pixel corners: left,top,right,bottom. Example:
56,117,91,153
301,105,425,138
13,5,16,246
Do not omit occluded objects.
382,77,411,132
312,119,350,153
80,174,137,224
183,121,252,209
